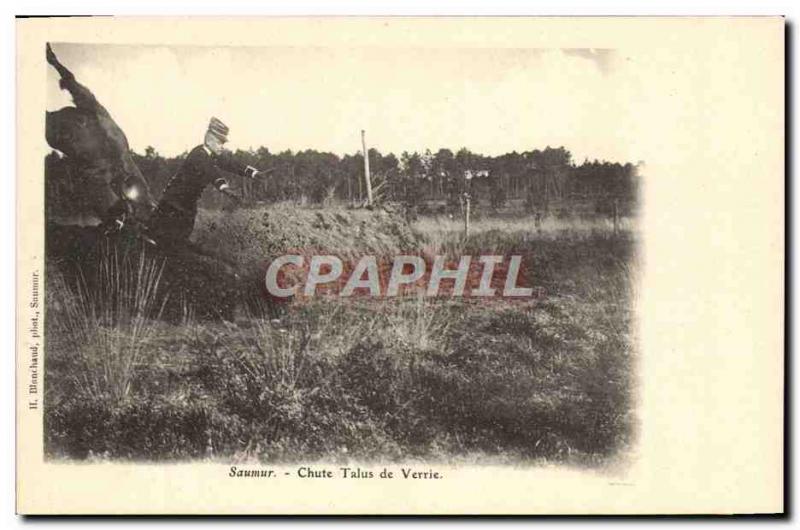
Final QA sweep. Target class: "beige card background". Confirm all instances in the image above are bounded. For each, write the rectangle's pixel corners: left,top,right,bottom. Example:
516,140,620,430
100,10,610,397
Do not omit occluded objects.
16,16,784,514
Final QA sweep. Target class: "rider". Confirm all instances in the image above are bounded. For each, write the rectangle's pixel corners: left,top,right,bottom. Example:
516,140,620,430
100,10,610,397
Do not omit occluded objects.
148,117,264,245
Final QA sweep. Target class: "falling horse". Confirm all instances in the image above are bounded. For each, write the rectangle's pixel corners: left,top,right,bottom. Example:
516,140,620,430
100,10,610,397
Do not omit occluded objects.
45,43,157,227
45,44,250,321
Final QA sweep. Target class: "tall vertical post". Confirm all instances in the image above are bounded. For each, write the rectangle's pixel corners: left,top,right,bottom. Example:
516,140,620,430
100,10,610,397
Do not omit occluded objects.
464,193,471,239
544,176,549,216
361,129,373,206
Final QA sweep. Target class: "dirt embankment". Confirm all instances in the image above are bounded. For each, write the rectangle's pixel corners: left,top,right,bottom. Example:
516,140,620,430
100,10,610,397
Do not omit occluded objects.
193,202,424,275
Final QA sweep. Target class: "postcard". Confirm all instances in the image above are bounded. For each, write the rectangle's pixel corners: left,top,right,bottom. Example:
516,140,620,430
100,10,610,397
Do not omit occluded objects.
16,16,784,515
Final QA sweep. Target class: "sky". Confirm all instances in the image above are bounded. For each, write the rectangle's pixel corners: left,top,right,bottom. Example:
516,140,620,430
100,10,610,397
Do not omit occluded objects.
46,43,643,164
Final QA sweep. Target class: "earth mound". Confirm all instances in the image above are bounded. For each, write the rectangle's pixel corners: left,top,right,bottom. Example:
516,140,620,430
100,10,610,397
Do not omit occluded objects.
192,202,424,275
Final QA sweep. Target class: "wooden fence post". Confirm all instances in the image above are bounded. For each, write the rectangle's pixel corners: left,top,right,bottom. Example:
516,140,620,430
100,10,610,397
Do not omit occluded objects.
464,193,471,238
361,130,373,206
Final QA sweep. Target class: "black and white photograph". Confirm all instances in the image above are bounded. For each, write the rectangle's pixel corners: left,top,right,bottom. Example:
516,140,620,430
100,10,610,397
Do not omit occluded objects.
42,41,640,466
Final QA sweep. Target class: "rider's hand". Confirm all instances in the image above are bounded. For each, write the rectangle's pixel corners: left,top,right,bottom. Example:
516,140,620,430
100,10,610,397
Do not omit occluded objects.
244,165,261,179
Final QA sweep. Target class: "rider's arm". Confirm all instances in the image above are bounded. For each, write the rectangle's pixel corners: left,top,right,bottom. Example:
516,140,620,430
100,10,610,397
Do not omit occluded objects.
190,146,238,197
214,150,260,179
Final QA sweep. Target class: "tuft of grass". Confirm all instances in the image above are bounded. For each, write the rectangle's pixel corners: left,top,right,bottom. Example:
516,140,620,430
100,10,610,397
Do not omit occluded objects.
48,244,167,402
382,294,451,352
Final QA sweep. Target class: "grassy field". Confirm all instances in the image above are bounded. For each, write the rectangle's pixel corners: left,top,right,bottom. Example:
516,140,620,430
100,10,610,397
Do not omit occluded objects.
44,205,638,466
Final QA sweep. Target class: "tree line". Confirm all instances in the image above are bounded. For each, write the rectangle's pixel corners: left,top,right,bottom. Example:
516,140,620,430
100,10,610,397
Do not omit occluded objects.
47,145,642,218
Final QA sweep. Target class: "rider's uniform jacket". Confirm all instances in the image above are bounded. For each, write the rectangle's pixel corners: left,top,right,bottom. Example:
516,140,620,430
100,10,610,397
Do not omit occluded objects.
150,145,258,243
